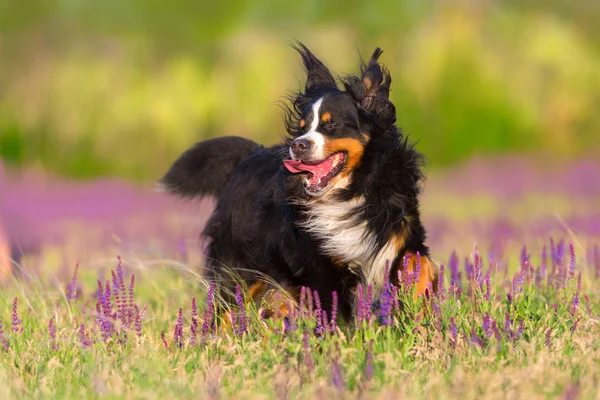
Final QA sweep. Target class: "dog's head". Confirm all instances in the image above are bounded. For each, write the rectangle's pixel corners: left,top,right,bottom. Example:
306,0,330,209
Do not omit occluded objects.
283,42,396,197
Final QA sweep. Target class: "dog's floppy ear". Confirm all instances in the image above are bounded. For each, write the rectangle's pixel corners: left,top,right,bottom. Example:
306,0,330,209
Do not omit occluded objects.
292,42,336,94
360,48,392,111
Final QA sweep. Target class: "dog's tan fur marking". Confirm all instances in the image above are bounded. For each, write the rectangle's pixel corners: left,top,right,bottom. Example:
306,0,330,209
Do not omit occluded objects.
397,252,439,299
323,137,365,172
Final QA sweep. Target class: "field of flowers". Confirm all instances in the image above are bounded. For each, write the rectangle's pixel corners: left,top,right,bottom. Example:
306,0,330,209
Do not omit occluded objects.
0,156,599,399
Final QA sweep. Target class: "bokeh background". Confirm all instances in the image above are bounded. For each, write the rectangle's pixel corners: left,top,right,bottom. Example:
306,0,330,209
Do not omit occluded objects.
0,0,599,274
1,0,600,180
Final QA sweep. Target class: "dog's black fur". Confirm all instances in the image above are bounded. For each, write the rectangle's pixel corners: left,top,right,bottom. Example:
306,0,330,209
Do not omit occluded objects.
160,43,431,320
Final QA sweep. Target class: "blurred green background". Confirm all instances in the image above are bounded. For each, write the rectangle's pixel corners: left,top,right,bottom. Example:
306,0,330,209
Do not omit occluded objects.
1,0,599,182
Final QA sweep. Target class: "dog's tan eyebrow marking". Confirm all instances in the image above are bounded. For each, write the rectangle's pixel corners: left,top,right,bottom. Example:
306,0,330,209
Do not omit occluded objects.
299,119,305,128
321,112,332,123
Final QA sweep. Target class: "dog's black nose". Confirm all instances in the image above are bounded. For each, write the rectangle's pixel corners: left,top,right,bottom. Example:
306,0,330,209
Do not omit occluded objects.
291,138,311,156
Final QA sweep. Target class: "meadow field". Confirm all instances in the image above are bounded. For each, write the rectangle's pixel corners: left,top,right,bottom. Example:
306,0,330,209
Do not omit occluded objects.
1,1,599,398
0,157,599,399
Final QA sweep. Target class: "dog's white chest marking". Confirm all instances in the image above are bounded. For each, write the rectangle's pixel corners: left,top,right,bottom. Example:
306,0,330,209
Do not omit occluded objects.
300,196,397,289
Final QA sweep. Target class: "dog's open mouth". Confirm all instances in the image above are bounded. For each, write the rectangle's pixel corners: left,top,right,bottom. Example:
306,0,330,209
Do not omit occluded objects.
283,153,346,193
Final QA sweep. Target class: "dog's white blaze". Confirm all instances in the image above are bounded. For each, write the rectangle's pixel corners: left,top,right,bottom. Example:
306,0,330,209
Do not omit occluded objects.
300,194,398,294
308,97,323,132
291,97,326,161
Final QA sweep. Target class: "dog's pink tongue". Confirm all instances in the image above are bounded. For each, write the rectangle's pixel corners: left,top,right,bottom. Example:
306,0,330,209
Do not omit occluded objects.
283,158,334,180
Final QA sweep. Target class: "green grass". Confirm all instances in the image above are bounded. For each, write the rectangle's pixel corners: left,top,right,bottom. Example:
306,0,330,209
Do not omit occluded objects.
0,244,597,399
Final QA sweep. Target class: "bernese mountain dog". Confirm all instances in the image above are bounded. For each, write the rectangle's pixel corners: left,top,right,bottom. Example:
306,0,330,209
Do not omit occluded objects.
159,43,438,321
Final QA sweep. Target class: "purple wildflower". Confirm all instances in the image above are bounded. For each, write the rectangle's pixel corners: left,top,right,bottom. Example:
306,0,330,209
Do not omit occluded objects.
299,286,307,315
330,291,338,332
556,239,566,266
48,317,57,350
11,297,22,334
79,323,92,348
321,311,329,336
0,320,8,351
111,270,119,295
470,328,483,347
313,290,324,336
190,298,199,346
66,263,80,301
507,293,513,306
160,331,169,350
378,269,393,327
570,317,580,334
571,272,581,315
520,245,530,267
356,284,365,325
504,312,513,339
174,308,184,348
306,288,314,317
202,282,216,335
96,281,109,338
449,317,457,346
545,328,552,348
312,290,321,312
484,270,491,301
97,280,105,308
104,280,112,317
283,310,293,334
117,256,125,289
234,285,247,336
438,264,446,301
449,251,461,288
101,280,113,339
118,266,127,323
567,243,576,279
364,340,374,382
414,252,422,283
557,240,567,286
111,271,122,321
483,313,492,338
512,264,525,295
399,254,412,287
464,256,474,289
492,320,502,343
473,251,482,285
134,304,143,337
128,275,135,325
538,245,547,288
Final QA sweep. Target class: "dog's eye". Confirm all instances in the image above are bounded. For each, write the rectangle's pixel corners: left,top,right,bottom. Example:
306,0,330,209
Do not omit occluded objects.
324,122,337,131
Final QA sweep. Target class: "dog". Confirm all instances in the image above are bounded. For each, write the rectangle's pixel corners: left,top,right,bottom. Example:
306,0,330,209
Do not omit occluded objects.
159,43,438,321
